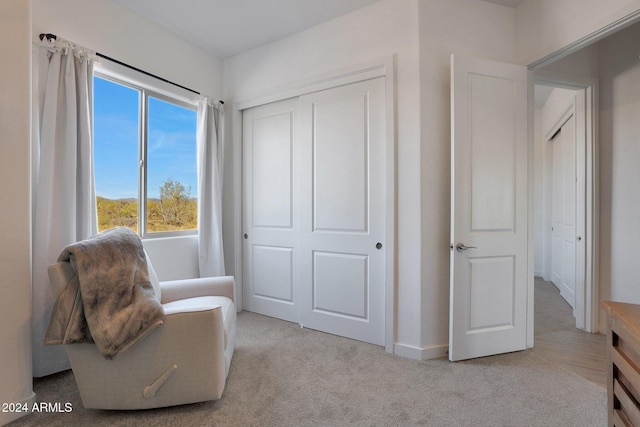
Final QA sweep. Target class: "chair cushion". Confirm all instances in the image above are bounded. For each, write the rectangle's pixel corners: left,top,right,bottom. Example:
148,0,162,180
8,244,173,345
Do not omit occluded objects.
162,296,234,349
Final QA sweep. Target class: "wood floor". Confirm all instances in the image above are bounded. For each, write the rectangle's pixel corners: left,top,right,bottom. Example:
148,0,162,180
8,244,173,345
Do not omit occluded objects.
532,277,607,388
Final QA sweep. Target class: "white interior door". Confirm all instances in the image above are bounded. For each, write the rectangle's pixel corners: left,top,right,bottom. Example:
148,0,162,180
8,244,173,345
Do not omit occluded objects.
550,115,577,308
243,98,299,322
243,77,386,346
551,129,563,288
297,77,386,346
449,54,529,361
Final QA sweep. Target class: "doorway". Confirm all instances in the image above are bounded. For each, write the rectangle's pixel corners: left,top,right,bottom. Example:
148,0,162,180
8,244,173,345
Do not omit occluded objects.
533,76,597,333
241,76,388,347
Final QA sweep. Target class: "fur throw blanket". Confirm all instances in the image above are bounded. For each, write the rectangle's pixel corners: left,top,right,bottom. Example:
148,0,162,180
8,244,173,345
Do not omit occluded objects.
44,227,164,359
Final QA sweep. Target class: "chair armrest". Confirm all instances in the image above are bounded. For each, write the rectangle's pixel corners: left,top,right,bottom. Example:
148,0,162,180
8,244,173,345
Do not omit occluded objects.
160,276,234,304
66,305,227,409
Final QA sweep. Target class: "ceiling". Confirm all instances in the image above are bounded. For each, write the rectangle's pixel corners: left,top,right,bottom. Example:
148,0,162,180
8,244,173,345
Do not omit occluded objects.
115,0,527,60
114,0,386,59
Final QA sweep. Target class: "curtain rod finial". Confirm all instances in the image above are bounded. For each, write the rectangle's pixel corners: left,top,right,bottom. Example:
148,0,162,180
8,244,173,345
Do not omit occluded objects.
39,33,57,42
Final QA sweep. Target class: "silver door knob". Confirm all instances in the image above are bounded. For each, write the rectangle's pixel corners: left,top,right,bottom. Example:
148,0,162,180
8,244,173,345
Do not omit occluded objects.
456,243,477,252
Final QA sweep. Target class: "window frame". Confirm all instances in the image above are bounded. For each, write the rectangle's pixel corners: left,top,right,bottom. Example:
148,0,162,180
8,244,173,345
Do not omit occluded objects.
94,61,200,239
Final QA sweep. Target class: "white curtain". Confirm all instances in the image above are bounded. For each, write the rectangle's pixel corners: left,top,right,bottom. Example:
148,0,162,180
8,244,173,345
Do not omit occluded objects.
32,38,97,377
196,100,225,277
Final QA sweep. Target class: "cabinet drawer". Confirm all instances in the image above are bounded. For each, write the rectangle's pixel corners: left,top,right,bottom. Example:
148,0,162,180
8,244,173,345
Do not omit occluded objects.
602,301,640,427
612,345,640,399
614,378,640,426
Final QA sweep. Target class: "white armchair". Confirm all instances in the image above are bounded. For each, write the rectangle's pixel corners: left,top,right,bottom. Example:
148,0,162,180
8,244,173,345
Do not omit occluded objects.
47,253,236,410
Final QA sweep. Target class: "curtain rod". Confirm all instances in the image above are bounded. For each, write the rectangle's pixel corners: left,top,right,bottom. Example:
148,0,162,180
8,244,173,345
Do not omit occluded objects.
39,33,224,104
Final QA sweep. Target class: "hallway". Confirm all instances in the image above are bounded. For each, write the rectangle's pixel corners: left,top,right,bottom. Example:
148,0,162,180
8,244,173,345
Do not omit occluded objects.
532,277,607,387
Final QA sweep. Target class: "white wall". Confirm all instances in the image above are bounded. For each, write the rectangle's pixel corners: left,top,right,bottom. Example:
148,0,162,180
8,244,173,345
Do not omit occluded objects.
533,107,544,276
223,0,424,356
143,236,199,280
516,0,640,65
417,0,516,356
32,0,223,98
540,42,600,78
598,22,640,305
223,0,517,359
0,1,36,424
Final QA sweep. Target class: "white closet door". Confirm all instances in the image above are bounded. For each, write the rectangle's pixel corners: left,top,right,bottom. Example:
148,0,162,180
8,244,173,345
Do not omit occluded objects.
242,98,299,322
297,77,386,346
242,78,386,346
551,129,563,289
551,115,577,308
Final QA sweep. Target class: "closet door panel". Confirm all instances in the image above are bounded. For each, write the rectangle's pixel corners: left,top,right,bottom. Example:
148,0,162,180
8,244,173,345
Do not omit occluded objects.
298,77,386,346
242,98,299,322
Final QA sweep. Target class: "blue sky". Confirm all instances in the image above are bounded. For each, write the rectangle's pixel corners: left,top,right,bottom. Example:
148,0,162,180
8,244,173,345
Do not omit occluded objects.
93,76,197,200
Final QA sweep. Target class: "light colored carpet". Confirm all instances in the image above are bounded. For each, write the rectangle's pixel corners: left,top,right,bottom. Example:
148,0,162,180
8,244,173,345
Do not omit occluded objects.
13,306,606,427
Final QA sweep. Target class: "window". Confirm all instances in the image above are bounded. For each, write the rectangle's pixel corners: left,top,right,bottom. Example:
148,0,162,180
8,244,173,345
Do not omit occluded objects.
93,74,198,236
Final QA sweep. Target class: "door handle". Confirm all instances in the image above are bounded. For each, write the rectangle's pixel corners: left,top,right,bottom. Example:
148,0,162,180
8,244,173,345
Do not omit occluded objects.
456,243,477,252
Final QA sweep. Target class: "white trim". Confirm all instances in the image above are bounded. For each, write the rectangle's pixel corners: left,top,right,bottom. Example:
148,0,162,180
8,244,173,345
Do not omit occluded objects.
535,69,599,92
232,55,396,352
529,9,640,70
394,343,448,361
574,90,587,331
383,58,397,354
585,84,599,334
527,70,535,348
92,70,200,239
232,105,243,312
235,57,392,111
94,59,200,106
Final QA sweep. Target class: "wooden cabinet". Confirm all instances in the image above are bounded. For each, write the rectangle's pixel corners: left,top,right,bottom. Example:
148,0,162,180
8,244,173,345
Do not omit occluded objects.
603,301,640,426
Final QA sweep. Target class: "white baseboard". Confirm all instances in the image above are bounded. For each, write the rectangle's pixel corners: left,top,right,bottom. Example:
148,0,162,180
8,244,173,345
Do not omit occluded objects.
0,391,36,426
394,343,448,361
